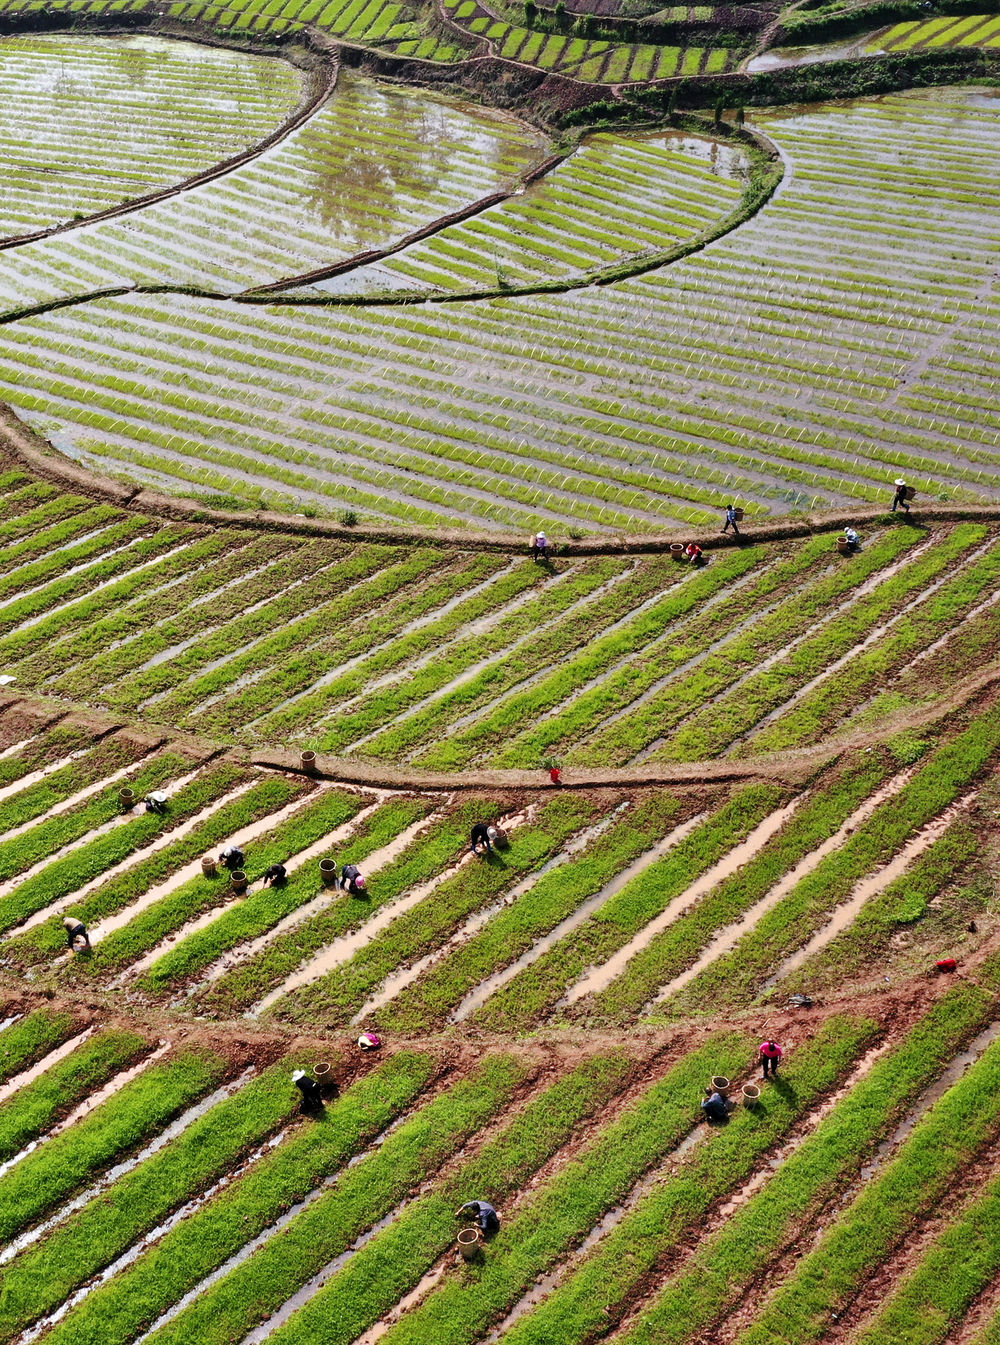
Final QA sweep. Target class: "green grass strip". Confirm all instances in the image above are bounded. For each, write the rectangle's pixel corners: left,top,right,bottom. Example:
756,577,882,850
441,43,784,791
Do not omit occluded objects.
736,1029,1000,1345
0,1045,221,1244
0,756,245,934
267,1034,752,1345
619,981,996,1345
0,719,96,794
377,792,686,1034
853,1170,1000,1344
473,784,784,1035
146,1050,566,1345
566,527,922,769
10,773,303,969
0,731,156,837
495,1015,875,1345
0,747,179,884
784,816,979,992
43,1050,439,1345
589,756,894,1021
748,536,1000,753
198,800,484,1017
143,793,430,992
0,1056,307,1342
657,523,986,761
0,1008,80,1085
0,1028,148,1163
662,705,1000,1015
269,791,605,1027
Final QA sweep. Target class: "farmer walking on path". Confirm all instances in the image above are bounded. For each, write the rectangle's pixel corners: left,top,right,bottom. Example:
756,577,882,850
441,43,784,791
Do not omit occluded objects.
63,916,90,951
721,504,741,536
530,532,550,562
891,479,911,514
759,1039,783,1078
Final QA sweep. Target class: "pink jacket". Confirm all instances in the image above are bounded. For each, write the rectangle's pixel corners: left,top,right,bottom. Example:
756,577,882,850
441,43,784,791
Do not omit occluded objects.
759,1041,783,1059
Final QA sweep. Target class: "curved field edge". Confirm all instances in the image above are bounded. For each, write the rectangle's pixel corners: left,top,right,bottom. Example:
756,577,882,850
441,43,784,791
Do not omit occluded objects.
4,409,1000,556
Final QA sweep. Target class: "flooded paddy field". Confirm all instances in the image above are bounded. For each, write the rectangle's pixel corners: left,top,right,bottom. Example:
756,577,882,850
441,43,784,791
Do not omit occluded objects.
0,14,995,1345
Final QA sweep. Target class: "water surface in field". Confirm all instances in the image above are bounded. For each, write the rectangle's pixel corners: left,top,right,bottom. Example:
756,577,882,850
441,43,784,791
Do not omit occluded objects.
0,34,304,235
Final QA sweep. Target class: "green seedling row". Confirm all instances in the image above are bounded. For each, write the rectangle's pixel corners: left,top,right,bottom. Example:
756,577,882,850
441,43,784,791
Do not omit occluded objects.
661,703,1000,1016
142,793,431,991
0,1044,221,1244
473,784,784,1034
41,1050,438,1345
621,979,999,1345
0,1008,79,1084
268,1033,751,1345
268,791,605,1026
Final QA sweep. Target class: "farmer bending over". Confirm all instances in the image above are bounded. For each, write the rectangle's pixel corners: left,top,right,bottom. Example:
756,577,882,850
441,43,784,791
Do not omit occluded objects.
341,863,367,896
220,845,246,870
701,1090,730,1123
471,822,496,855
262,863,287,887
63,916,90,951
456,1200,500,1236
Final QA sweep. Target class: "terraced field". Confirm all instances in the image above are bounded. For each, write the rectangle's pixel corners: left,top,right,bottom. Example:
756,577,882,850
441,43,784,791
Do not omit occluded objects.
0,6,997,1343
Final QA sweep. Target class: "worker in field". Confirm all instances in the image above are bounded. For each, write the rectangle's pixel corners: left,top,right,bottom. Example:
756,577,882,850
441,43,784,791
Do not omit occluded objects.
63,915,90,951
843,526,860,549
721,504,741,536
530,531,550,562
471,822,497,855
220,844,246,870
262,862,287,887
292,1069,323,1111
759,1039,783,1078
549,765,562,786
144,790,168,815
456,1199,501,1237
701,1089,730,1123
341,863,367,895
685,541,704,563
891,479,911,514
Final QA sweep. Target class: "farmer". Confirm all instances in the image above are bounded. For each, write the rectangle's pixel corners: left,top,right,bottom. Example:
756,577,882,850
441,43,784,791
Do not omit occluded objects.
721,504,741,536
262,862,287,887
220,844,246,870
291,1069,323,1111
341,863,367,896
455,1200,500,1237
530,531,550,562
470,822,496,855
701,1090,730,1123
891,479,911,514
549,765,562,786
759,1040,783,1078
685,541,704,563
358,1032,382,1050
144,790,168,815
63,915,90,951
843,526,860,549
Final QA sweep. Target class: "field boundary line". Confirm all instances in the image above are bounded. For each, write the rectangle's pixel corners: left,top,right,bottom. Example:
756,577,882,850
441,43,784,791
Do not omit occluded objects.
4,409,1000,556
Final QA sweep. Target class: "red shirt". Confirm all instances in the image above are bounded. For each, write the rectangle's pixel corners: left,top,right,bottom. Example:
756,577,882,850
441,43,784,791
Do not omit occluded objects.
759,1041,783,1059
